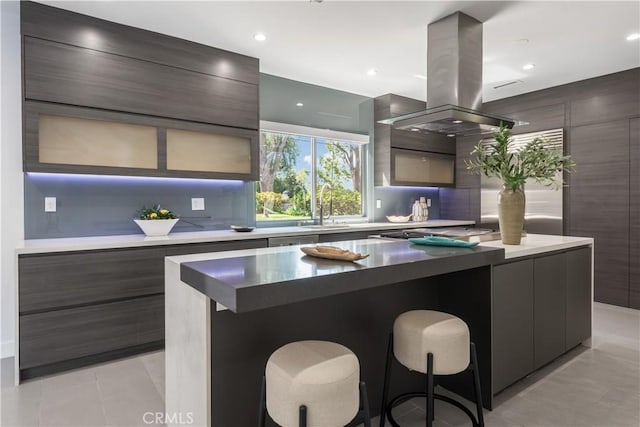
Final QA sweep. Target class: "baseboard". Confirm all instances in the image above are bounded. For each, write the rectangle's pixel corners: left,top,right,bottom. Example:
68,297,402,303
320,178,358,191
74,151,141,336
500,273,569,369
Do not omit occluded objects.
0,340,15,359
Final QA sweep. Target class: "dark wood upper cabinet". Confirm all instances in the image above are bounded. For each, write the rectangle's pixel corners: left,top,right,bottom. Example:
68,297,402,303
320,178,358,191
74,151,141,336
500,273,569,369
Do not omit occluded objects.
21,1,259,85
23,101,259,180
374,94,456,187
24,37,258,130
21,1,260,179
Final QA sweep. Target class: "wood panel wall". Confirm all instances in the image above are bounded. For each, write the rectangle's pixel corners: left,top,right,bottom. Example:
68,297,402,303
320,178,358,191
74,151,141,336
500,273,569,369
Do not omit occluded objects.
445,68,640,308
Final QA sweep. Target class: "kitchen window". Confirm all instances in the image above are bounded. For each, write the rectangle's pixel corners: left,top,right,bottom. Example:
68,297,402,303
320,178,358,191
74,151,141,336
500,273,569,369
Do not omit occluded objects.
257,121,369,223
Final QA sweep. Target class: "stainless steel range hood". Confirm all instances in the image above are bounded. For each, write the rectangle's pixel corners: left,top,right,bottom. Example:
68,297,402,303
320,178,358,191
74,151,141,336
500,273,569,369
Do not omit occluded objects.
378,12,520,137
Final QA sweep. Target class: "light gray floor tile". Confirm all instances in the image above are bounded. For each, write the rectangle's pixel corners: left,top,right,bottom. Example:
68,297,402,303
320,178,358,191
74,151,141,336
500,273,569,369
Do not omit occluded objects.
39,367,97,396
140,350,165,401
0,302,638,427
39,381,107,427
102,387,165,427
95,357,157,400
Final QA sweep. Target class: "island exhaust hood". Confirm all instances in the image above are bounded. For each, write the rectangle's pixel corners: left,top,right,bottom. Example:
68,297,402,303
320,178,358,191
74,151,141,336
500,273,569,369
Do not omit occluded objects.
378,12,521,137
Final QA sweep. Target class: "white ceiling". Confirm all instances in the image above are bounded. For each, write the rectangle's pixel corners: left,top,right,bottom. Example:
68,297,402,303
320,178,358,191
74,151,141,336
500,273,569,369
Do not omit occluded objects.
41,1,640,103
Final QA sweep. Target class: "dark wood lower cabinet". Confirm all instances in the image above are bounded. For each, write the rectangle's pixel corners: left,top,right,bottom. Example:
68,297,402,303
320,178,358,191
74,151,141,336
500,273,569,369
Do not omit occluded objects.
565,247,593,350
19,247,166,313
18,239,268,379
20,295,163,369
492,259,534,393
492,246,592,394
534,254,567,369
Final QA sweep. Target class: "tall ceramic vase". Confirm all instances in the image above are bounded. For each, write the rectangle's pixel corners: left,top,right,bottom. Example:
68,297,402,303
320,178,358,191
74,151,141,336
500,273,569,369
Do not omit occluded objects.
498,185,525,245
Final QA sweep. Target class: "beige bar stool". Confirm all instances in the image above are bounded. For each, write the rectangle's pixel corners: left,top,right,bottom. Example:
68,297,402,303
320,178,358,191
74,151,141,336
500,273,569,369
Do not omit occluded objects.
259,340,372,427
379,310,484,427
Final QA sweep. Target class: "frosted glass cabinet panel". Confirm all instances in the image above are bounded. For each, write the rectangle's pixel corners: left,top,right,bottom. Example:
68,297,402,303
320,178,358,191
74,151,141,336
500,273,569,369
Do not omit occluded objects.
39,115,158,169
166,128,252,174
392,148,455,186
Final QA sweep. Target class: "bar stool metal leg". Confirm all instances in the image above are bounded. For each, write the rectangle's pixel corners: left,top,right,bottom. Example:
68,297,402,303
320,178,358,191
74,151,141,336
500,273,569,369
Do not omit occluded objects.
259,376,267,427
360,381,372,427
299,405,307,427
426,353,434,427
470,343,484,427
379,333,394,427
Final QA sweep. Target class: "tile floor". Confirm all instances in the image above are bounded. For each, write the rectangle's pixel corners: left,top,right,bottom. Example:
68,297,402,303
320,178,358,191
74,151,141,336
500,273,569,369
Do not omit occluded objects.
1,302,638,427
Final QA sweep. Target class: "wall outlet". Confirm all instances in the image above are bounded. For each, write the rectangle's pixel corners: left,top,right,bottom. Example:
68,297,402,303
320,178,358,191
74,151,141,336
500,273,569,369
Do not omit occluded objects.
427,198,432,207
376,199,381,209
44,197,56,212
191,198,205,211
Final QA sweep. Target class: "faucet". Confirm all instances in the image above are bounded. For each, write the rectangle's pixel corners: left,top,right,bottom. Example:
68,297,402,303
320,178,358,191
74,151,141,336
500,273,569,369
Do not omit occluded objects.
318,183,332,226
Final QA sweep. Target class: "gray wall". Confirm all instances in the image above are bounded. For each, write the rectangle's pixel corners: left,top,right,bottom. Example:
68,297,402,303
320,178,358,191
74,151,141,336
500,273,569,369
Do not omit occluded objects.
260,74,370,134
25,173,254,238
373,187,441,222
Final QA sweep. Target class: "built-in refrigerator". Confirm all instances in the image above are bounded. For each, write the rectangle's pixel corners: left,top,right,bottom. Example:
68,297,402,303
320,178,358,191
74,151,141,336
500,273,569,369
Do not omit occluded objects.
480,128,565,235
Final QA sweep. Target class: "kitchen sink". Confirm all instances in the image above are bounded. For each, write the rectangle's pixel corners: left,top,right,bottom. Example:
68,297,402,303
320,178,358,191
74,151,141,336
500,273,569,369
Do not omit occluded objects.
301,224,352,231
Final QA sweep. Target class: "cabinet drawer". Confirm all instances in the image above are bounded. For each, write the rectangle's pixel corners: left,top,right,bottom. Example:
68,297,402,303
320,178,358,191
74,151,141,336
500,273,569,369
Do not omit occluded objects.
19,247,165,313
19,295,163,369
24,37,258,130
318,231,378,243
165,239,268,256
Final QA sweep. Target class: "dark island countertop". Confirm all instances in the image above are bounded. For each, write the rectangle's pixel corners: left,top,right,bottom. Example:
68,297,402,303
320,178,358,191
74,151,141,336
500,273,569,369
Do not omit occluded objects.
177,238,506,313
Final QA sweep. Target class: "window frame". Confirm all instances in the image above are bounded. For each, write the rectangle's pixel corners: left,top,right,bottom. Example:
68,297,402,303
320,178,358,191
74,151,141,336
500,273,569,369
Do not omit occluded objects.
257,121,369,225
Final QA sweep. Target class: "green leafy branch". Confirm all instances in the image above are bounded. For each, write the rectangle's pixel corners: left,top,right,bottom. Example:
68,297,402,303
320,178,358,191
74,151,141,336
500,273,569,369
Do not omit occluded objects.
465,123,575,191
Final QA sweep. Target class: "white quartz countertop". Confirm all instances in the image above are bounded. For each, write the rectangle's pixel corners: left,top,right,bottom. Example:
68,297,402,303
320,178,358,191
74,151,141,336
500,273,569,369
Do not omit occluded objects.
479,234,593,259
165,233,593,268
15,219,474,254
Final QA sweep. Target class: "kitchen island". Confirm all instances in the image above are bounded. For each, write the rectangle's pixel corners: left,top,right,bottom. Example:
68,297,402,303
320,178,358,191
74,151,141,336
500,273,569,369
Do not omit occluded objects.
165,234,593,427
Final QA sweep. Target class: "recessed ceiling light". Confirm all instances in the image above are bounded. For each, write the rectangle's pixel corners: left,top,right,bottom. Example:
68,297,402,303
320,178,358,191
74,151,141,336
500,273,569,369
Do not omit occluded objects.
447,134,456,138
412,74,427,80
452,120,463,124
296,102,304,107
253,33,267,42
627,33,640,41
523,63,535,70
367,68,378,76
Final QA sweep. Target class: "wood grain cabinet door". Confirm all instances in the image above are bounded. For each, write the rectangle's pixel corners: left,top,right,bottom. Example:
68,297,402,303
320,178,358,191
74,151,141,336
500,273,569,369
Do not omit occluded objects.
568,121,630,306
19,247,165,313
492,259,534,393
630,118,640,309
23,37,258,130
534,253,567,369
565,247,593,350
20,295,163,369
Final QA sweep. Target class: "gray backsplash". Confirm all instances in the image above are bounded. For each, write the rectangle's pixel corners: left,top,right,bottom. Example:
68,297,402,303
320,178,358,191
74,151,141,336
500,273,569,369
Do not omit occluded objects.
373,187,440,222
24,173,255,239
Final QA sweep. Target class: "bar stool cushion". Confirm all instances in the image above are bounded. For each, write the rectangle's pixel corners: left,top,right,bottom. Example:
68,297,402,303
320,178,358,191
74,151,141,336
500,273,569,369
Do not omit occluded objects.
266,340,360,427
393,310,470,375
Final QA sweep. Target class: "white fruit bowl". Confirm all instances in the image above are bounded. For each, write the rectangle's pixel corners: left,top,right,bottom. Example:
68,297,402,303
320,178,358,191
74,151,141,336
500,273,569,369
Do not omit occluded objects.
386,215,413,223
134,219,179,237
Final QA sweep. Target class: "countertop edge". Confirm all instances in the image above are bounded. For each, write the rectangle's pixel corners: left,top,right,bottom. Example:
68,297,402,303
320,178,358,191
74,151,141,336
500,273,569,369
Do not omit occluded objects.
15,220,474,254
479,235,594,259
